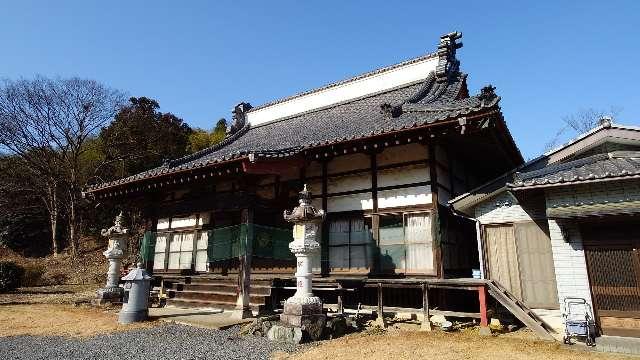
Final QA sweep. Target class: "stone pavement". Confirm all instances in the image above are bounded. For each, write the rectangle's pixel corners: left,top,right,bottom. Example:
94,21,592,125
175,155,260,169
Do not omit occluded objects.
595,335,640,356
148,306,253,330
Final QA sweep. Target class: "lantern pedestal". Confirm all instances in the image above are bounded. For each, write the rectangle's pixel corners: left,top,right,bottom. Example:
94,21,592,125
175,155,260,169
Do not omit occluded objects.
95,213,128,305
281,185,326,341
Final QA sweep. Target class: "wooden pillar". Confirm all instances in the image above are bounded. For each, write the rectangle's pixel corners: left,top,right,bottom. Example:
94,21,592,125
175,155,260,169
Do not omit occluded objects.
371,214,380,273
428,143,444,279
337,290,344,315
233,207,254,319
370,152,380,275
478,285,491,335
376,282,386,327
370,152,378,212
146,217,158,272
421,283,432,331
321,160,329,276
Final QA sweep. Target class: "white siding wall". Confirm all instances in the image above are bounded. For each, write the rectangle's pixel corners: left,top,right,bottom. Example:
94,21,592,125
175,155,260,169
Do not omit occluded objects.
327,193,374,212
377,164,429,187
328,173,370,193
378,186,432,209
376,143,428,166
376,143,431,209
328,153,369,174
548,219,594,310
157,218,170,230
171,215,197,228
312,144,433,213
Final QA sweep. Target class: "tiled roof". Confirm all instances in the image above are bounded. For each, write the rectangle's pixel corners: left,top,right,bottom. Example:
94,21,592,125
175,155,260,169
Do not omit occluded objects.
88,33,502,193
450,123,640,211
511,151,640,188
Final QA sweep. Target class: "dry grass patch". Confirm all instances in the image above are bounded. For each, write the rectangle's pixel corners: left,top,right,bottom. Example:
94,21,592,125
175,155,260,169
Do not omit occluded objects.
275,327,629,360
0,284,96,305
0,304,157,337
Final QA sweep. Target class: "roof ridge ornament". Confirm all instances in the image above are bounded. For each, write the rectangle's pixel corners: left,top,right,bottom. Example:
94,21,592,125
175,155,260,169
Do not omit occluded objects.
479,85,497,105
436,32,463,83
599,116,613,128
228,102,252,136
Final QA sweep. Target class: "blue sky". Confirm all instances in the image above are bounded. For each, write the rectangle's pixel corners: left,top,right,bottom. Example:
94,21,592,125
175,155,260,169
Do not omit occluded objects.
1,1,639,159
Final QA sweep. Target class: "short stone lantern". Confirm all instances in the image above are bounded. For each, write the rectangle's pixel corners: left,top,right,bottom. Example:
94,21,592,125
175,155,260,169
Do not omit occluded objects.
119,262,152,324
281,185,326,341
96,212,128,305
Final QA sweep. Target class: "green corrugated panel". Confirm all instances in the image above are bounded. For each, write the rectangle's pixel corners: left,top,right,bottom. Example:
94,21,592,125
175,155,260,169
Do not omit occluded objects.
139,231,156,262
252,224,294,260
208,224,294,261
211,225,239,260
206,230,214,260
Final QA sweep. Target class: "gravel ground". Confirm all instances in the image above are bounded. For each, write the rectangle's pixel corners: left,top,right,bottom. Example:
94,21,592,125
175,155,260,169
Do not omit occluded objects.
0,324,299,360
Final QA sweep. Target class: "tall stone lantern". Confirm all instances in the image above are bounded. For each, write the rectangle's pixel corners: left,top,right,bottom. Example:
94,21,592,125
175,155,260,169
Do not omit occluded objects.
282,185,326,340
96,212,128,305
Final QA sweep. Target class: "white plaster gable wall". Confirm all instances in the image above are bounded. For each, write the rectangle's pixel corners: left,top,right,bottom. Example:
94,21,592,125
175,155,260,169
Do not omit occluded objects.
548,219,594,312
246,57,438,126
474,192,544,224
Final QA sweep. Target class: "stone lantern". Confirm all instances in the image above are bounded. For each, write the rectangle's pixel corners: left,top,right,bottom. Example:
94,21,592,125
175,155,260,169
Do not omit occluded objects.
96,212,128,305
119,262,152,324
281,185,326,340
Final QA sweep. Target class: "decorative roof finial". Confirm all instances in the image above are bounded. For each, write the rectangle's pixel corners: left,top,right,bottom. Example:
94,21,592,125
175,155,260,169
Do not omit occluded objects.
599,116,613,128
227,102,252,136
436,32,463,83
479,85,496,100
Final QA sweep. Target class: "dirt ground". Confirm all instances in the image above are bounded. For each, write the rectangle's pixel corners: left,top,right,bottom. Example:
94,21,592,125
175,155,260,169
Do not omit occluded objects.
0,284,96,305
274,327,629,360
0,284,157,337
0,303,157,337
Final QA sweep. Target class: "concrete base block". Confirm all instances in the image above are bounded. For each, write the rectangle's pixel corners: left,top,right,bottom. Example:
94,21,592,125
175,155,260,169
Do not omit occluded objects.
267,325,303,344
479,326,492,336
95,286,123,305
119,309,148,324
281,299,326,341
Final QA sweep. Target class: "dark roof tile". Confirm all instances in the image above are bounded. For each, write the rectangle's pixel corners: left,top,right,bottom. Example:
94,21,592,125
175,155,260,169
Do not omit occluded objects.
512,151,640,188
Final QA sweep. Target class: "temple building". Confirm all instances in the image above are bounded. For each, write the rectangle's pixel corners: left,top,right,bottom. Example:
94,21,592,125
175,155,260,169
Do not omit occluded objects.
86,32,529,329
